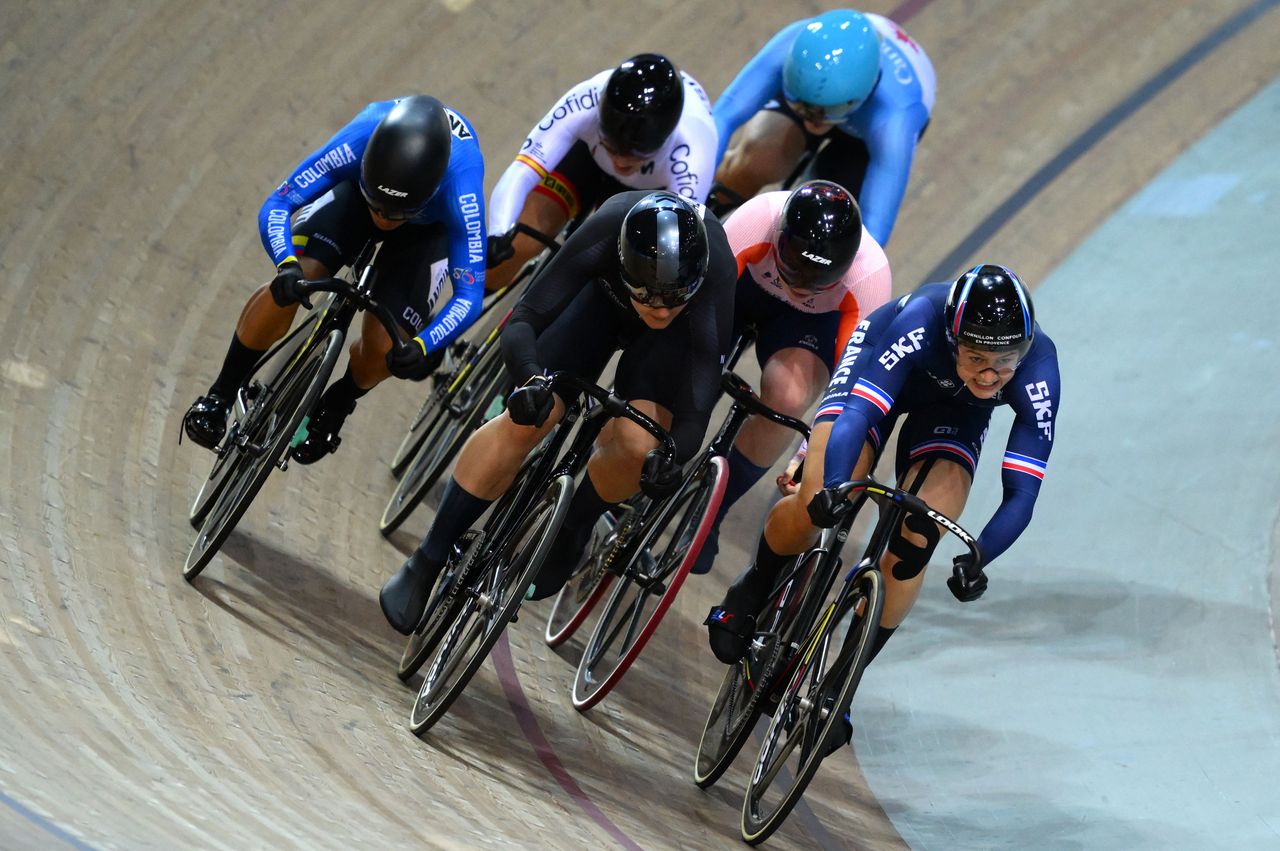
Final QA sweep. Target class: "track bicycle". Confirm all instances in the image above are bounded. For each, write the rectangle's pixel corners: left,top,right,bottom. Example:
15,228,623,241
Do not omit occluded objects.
561,333,812,712
397,372,676,737
691,476,981,845
185,242,414,580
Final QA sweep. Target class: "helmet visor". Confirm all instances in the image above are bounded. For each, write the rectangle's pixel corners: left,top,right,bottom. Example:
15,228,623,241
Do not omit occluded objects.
618,274,699,308
359,180,425,221
787,98,861,125
600,134,660,159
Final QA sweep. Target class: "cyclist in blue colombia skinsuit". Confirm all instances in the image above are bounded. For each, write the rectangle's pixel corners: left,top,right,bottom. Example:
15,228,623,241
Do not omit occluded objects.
182,95,487,464
705,264,1062,752
712,8,935,247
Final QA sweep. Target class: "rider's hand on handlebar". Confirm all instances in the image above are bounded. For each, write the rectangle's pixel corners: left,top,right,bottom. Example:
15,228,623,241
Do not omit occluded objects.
486,229,517,269
507,374,554,427
640,449,682,499
268,260,311,309
807,485,852,528
387,337,443,381
776,444,807,496
946,553,987,602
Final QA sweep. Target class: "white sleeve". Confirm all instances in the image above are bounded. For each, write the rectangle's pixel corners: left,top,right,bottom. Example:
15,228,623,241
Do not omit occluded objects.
487,73,608,234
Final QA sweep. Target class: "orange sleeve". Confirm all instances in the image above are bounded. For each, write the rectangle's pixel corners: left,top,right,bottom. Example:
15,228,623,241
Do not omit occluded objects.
735,241,772,281
834,291,861,363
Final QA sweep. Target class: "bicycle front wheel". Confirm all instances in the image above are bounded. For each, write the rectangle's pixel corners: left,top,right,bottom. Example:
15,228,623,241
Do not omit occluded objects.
571,455,727,711
407,474,572,736
184,329,342,580
379,342,508,536
740,567,884,845
397,530,485,682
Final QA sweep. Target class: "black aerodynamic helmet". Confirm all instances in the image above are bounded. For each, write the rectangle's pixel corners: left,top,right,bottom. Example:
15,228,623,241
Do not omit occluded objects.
599,54,685,155
943,263,1036,355
617,191,710,307
775,180,863,294
359,95,452,220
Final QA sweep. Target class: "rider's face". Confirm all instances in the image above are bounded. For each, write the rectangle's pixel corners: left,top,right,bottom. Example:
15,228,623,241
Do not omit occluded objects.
954,344,1022,398
599,137,651,176
630,298,685,329
368,208,407,231
801,118,838,136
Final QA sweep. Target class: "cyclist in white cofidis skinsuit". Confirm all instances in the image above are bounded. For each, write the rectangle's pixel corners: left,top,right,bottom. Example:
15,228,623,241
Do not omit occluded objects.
691,179,892,576
484,53,719,292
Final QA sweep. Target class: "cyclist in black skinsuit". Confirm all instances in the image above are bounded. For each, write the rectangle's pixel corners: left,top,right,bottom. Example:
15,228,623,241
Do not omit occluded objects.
379,190,738,634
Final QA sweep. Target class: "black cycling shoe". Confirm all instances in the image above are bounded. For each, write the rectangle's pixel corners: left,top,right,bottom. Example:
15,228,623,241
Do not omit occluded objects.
704,566,771,664
183,392,232,449
291,398,356,465
528,521,594,601
821,712,854,758
379,550,445,635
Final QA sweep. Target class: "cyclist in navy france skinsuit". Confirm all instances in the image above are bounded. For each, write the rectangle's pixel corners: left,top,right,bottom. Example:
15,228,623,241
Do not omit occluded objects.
484,53,718,292
380,191,738,635
712,9,935,246
182,95,487,464
705,264,1061,751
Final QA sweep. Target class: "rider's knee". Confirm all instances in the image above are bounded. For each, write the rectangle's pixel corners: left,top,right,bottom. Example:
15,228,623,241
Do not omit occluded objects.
610,416,660,463
887,513,942,581
761,374,819,418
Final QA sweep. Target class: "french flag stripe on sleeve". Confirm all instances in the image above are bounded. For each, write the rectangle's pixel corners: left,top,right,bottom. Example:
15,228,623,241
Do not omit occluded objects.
1002,451,1047,479
850,380,893,414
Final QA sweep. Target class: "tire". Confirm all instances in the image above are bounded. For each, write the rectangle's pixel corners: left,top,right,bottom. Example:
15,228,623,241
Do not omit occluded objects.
379,342,508,536
183,329,343,581
407,474,572,736
570,456,727,712
740,567,884,846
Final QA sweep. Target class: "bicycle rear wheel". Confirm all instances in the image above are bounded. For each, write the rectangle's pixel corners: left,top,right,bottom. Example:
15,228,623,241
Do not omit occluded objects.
184,330,342,580
543,509,621,648
379,342,508,536
571,455,727,711
407,474,572,736
740,567,884,845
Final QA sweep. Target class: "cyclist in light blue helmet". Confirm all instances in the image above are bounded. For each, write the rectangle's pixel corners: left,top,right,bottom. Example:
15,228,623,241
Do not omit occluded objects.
712,9,936,247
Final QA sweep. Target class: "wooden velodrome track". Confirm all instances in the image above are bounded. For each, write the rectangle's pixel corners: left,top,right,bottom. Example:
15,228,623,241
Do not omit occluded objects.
3,1,1278,848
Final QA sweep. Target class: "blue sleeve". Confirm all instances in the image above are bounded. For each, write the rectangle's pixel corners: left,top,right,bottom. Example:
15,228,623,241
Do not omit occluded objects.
854,104,928,247
256,102,386,267
825,405,876,488
973,348,1061,566
414,121,487,355
712,22,802,165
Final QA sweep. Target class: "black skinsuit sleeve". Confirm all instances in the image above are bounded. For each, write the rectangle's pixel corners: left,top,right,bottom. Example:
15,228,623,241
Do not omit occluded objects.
667,217,738,463
499,194,635,385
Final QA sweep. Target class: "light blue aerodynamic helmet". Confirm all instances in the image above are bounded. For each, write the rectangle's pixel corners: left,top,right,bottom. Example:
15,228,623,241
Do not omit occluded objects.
782,9,883,122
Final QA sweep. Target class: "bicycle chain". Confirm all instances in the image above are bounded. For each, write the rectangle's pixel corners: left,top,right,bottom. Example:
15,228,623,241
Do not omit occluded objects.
599,504,641,577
